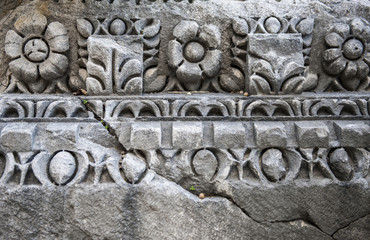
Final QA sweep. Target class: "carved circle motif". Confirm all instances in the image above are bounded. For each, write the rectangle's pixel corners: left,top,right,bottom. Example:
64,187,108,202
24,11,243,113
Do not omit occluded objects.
184,41,205,63
23,38,49,62
110,19,126,35
264,17,281,33
343,39,364,60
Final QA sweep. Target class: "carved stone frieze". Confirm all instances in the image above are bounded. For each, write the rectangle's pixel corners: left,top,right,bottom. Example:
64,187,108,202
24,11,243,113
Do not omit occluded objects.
0,0,369,239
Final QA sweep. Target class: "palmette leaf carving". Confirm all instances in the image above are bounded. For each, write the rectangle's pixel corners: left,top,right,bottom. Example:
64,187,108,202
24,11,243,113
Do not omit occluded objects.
281,76,306,94
249,74,272,95
252,60,275,81
86,36,143,95
250,59,306,95
281,62,305,81
86,38,112,94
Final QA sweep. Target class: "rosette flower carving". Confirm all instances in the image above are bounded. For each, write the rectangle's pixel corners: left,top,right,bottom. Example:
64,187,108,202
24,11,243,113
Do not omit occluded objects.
4,13,69,93
168,21,222,91
322,18,370,91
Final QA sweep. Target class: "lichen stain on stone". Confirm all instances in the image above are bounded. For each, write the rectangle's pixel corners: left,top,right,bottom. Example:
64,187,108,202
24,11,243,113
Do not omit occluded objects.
37,2,50,16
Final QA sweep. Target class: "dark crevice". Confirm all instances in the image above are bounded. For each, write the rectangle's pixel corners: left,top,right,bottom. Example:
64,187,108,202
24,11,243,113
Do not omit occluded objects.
330,213,370,238
224,194,334,239
74,97,363,240
147,166,336,239
77,97,126,152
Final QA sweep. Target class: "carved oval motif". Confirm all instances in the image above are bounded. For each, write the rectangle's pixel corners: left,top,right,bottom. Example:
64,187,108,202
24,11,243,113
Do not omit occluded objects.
261,149,286,182
110,19,126,35
76,19,93,38
264,17,281,33
232,17,249,36
296,18,314,35
329,148,353,181
49,151,76,185
122,153,147,184
219,67,244,92
193,150,218,180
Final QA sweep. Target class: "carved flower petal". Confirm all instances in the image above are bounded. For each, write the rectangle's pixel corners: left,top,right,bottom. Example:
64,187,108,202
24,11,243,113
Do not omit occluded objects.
232,17,249,36
324,56,347,75
356,60,370,80
5,30,23,59
45,22,69,53
361,25,370,40
199,24,221,48
341,61,357,80
9,58,39,83
252,60,275,80
350,19,365,36
325,32,344,47
281,62,305,81
39,53,68,81
14,13,47,36
332,23,350,39
363,52,370,66
200,50,221,77
323,48,342,62
176,62,202,90
173,20,199,43
168,40,183,68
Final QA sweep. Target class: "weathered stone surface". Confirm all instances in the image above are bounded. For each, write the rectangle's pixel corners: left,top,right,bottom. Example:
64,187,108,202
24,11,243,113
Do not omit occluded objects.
254,122,287,148
329,148,353,181
334,122,370,147
121,152,147,184
0,176,335,240
49,151,77,185
229,183,370,236
0,123,37,152
295,122,330,148
192,149,218,180
172,122,203,149
261,149,286,182
247,34,305,95
333,214,370,240
35,123,79,151
213,122,245,149
130,122,161,150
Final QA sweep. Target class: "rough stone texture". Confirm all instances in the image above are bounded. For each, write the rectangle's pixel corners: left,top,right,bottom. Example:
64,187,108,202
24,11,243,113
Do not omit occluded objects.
295,122,330,148
333,214,370,240
254,122,287,148
0,176,335,240
0,0,369,239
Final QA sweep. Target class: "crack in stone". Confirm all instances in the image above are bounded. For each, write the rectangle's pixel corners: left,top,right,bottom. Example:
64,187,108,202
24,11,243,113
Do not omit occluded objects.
75,96,365,239
148,167,337,238
150,169,333,237
78,97,125,152
330,213,370,238
226,195,334,239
